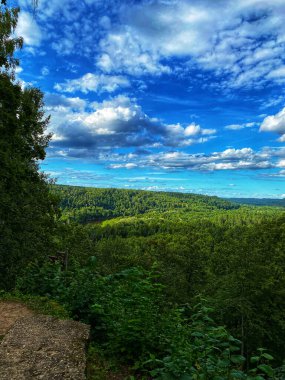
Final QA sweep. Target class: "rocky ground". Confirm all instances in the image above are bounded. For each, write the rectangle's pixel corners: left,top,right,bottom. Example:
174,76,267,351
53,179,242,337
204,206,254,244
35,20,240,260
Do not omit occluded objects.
0,301,90,379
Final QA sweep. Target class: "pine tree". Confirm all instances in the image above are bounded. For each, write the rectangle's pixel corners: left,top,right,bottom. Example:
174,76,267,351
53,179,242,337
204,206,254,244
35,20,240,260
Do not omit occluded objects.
0,2,58,289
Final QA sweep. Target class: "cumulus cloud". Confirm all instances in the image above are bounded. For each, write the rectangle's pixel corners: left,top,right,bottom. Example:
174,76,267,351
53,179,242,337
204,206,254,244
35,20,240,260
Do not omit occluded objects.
54,73,131,94
45,92,283,173
277,159,285,168
45,93,87,111
260,107,285,141
46,94,216,154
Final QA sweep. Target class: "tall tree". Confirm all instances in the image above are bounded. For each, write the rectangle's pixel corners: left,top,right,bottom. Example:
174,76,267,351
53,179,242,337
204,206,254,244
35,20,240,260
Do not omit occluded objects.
0,2,22,75
0,2,58,289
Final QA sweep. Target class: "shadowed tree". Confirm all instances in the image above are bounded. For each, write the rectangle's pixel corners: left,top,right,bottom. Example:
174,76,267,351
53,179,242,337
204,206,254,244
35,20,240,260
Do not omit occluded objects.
0,1,58,289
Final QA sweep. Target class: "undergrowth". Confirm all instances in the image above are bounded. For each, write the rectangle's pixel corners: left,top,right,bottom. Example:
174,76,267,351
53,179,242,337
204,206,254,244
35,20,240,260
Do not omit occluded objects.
16,259,284,379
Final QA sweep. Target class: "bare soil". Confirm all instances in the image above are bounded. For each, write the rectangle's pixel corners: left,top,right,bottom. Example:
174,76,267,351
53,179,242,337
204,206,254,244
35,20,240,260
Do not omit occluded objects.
0,301,90,379
0,301,33,335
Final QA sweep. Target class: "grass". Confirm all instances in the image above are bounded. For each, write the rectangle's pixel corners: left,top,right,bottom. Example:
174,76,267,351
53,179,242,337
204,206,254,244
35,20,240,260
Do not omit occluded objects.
0,290,70,319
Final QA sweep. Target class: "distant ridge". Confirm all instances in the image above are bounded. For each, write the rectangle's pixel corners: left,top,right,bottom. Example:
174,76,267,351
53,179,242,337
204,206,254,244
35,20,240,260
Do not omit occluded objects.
52,185,239,224
228,198,285,207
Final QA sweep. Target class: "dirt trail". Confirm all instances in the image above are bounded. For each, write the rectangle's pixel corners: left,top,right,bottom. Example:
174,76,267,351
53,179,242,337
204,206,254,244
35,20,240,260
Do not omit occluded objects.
0,301,90,379
0,301,34,336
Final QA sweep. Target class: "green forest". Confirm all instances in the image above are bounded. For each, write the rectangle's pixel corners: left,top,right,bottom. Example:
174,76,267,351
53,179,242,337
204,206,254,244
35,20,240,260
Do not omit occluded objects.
1,2,285,379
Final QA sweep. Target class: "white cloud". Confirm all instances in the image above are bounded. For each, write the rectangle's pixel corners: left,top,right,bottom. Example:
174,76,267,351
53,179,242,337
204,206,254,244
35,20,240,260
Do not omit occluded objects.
263,170,285,178
94,0,285,86
45,96,284,172
109,163,137,169
267,66,285,81
16,12,42,46
277,159,285,168
46,94,217,157
18,0,80,21
184,123,201,136
225,122,258,130
45,93,87,111
54,73,131,94
18,0,285,87
97,32,171,76
138,148,273,171
41,66,50,76
260,107,285,141
18,0,104,57
260,96,284,109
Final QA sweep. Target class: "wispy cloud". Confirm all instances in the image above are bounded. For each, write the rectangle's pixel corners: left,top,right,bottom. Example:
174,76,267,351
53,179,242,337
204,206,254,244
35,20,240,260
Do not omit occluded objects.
225,122,258,130
54,73,130,94
18,0,285,89
95,0,285,88
16,11,42,46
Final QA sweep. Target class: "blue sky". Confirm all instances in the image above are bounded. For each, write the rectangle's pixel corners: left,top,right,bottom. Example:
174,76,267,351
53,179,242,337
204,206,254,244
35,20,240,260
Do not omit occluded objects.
14,0,285,197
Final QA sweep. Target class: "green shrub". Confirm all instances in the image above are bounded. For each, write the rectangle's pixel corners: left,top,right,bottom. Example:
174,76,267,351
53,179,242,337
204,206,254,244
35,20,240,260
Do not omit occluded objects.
16,261,275,379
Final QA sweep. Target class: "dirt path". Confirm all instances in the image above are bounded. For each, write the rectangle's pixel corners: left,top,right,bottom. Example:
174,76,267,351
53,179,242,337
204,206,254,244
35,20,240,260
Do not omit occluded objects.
0,301,90,379
0,301,34,336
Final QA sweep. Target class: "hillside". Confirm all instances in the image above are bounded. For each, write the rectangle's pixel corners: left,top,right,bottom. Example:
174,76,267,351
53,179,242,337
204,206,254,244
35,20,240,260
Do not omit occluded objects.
52,185,239,223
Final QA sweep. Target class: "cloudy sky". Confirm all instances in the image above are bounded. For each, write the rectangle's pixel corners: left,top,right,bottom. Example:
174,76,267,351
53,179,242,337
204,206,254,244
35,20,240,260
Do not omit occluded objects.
15,0,285,197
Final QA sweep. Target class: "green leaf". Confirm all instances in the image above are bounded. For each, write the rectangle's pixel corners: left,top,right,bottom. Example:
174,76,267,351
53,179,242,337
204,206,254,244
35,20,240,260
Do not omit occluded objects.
230,345,241,352
261,353,274,361
218,359,231,368
250,356,260,364
230,355,246,364
257,364,274,377
257,348,266,353
230,369,246,379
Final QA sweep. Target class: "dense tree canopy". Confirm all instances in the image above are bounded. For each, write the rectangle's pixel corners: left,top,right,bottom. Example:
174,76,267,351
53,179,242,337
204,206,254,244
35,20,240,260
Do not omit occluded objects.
19,185,285,376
